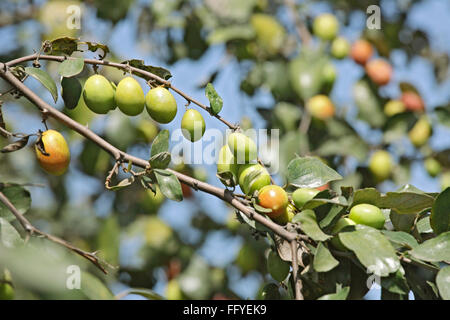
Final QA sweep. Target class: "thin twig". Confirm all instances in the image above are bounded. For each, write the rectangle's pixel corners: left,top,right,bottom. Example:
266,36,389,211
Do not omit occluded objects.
290,240,304,300
0,191,109,274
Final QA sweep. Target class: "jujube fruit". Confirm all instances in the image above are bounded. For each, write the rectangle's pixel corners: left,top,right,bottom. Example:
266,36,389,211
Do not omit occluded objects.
217,145,238,181
401,91,425,112
115,77,145,116
267,250,290,282
82,74,116,114
35,130,71,176
369,150,392,182
330,217,356,251
145,87,178,124
227,132,257,163
365,59,392,86
250,13,286,55
331,37,350,59
384,100,405,117
292,188,320,209
181,109,205,142
424,158,441,178
348,203,385,229
306,95,335,120
238,163,271,195
313,13,339,40
351,39,373,65
408,117,431,148
257,185,288,218
273,203,296,225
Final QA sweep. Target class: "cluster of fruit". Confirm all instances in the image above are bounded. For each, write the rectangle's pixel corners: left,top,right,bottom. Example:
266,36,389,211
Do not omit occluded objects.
34,74,209,176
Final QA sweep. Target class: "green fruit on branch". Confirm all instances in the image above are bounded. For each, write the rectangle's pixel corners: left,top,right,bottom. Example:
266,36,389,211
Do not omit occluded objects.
401,91,425,112
181,109,206,142
250,13,286,55
267,250,290,282
273,203,296,225
369,150,393,182
322,62,337,89
441,171,450,190
257,185,289,218
384,100,405,117
217,145,238,181
257,283,280,300
227,132,257,163
313,13,339,40
365,59,392,86
137,119,159,142
238,163,271,195
331,37,350,59
145,87,178,124
83,74,116,114
306,95,335,120
236,244,259,274
351,39,373,65
409,117,431,148
115,77,145,116
348,204,385,229
424,158,441,178
330,217,356,251
292,188,320,209
35,130,71,176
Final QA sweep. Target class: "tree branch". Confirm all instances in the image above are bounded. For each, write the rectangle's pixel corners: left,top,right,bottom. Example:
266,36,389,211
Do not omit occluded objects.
0,60,298,243
290,240,304,300
0,191,109,274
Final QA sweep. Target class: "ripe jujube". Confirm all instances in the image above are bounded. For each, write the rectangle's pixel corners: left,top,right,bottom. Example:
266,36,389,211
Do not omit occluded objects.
35,130,71,176
257,185,288,218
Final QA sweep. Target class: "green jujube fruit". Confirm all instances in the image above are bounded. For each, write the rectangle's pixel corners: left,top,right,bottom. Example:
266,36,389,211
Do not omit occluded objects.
145,87,177,124
115,77,145,116
83,74,116,114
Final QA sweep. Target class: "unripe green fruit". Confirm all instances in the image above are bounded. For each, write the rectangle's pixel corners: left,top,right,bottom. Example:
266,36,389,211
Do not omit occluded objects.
267,250,290,282
313,13,339,40
349,204,385,229
369,150,393,182
181,109,205,142
322,62,336,85
409,117,431,148
115,77,145,116
331,37,350,59
236,244,259,274
238,163,271,195
441,171,450,190
330,217,356,251
273,203,296,225
292,188,320,209
145,87,177,124
424,158,441,178
257,283,280,300
227,132,257,163
384,100,405,117
0,282,14,300
217,145,238,180
83,74,116,114
166,279,184,300
250,13,286,55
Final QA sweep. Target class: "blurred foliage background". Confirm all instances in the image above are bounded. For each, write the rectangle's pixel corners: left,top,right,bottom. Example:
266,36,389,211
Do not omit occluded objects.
0,0,449,300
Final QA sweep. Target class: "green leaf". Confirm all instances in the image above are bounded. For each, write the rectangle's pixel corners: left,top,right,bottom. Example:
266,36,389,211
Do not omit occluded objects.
97,216,120,265
353,79,385,127
287,156,342,188
149,152,171,169
236,210,272,233
120,59,171,80
313,242,339,272
381,268,409,296
154,169,183,202
81,41,110,60
317,286,350,300
430,188,450,235
410,231,450,262
0,218,24,248
381,230,418,249
151,130,169,158
61,77,82,109
81,272,114,300
316,135,369,162
106,176,135,191
205,83,223,115
339,225,401,277
435,105,450,127
390,211,416,233
380,192,434,215
436,266,450,300
292,209,331,241
116,288,164,300
25,67,58,103
58,57,84,77
417,216,433,234
302,196,348,210
0,184,31,222
352,188,382,206
43,37,79,56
